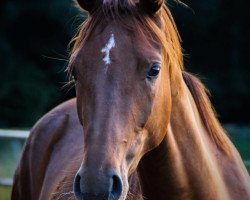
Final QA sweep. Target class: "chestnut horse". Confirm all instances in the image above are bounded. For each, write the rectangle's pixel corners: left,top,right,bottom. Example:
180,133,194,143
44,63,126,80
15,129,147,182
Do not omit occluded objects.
12,0,250,200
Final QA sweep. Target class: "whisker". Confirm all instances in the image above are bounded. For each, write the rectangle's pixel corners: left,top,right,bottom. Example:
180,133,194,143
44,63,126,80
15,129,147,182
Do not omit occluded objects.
61,81,76,93
42,55,69,62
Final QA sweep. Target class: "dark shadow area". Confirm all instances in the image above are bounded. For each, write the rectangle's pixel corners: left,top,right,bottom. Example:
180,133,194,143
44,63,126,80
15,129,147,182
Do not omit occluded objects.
0,0,249,127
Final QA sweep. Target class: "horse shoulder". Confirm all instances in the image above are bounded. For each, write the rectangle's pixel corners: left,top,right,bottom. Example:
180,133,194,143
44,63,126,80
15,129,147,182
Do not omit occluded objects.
12,98,79,200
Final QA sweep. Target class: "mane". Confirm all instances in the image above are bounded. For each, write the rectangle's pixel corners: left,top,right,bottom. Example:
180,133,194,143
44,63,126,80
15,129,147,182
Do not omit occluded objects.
69,1,231,155
182,71,231,155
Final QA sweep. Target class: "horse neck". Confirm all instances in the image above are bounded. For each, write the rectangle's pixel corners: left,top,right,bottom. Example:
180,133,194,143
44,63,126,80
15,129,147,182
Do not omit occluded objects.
137,79,250,200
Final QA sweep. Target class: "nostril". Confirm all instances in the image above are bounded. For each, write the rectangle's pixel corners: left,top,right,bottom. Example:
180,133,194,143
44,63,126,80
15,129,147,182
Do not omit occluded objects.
73,173,82,200
74,170,122,200
110,174,122,199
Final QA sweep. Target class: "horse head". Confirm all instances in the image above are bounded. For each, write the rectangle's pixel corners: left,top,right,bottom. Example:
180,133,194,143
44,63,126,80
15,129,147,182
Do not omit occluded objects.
70,0,183,199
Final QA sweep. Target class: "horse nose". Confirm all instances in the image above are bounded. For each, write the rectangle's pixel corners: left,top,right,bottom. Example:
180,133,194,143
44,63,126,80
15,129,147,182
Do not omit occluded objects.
74,170,123,200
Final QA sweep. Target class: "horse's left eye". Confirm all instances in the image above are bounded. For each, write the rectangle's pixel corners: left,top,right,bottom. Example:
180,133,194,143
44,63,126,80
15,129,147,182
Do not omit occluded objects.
147,63,161,80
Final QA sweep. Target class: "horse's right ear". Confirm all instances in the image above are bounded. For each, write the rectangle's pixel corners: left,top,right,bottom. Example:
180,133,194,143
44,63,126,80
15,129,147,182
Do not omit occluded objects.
75,0,102,13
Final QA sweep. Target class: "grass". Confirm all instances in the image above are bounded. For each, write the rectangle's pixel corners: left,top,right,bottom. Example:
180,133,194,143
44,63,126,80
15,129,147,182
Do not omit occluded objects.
0,187,11,200
224,124,250,161
0,125,249,199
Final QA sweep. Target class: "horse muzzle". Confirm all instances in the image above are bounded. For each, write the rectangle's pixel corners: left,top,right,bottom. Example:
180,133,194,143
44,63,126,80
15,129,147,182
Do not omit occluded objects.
74,168,123,200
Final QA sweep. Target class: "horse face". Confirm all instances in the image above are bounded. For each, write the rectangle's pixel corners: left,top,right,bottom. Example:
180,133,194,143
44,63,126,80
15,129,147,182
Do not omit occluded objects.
71,1,170,200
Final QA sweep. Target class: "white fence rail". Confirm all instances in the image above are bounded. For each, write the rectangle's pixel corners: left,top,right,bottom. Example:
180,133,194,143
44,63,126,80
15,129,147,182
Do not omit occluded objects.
0,178,13,187
0,129,29,139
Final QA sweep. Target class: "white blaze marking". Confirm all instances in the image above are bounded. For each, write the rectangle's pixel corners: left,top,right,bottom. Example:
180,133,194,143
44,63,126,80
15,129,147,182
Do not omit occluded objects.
101,33,116,65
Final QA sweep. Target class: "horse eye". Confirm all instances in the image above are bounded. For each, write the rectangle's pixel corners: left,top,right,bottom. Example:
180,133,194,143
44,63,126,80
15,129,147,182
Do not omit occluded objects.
147,63,160,80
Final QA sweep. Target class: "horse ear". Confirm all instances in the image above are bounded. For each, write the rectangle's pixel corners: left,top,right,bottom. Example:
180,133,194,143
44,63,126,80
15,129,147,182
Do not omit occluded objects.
139,0,164,14
75,0,102,13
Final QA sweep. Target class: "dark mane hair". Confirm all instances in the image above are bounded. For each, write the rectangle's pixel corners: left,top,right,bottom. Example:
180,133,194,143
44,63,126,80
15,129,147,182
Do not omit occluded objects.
69,1,231,155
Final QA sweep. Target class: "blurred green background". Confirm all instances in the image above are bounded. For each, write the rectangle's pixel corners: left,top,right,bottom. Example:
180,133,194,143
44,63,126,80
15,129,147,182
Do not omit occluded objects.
0,0,249,199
